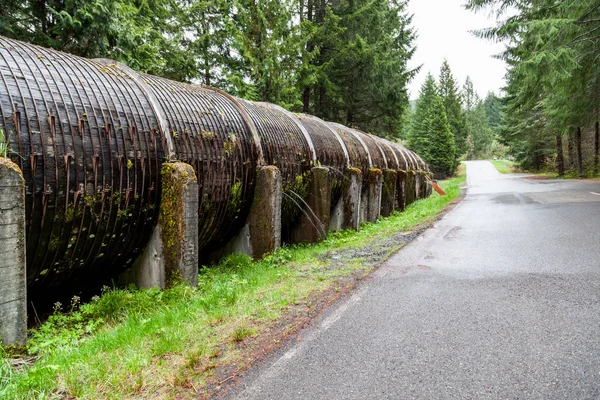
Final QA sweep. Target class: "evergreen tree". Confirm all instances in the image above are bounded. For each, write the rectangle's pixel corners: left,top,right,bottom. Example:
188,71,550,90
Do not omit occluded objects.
438,60,467,165
226,0,304,107
0,0,196,81
409,74,456,178
470,100,496,159
182,0,234,87
296,1,343,115
462,77,496,160
466,0,600,174
318,0,417,139
483,92,503,134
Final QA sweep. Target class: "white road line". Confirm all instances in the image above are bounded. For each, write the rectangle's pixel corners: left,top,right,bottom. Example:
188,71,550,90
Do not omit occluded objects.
234,287,367,399
590,192,600,196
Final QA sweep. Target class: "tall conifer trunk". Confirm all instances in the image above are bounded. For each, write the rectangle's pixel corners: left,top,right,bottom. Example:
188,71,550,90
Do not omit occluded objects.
556,135,565,176
302,0,314,113
576,126,583,176
567,130,575,170
317,86,326,118
594,121,599,175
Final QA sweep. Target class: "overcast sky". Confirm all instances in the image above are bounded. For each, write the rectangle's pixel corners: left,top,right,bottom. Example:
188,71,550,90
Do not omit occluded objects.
406,0,507,100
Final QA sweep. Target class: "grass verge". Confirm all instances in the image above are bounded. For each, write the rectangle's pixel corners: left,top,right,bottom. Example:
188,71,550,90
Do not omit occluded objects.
1,173,465,399
491,159,519,174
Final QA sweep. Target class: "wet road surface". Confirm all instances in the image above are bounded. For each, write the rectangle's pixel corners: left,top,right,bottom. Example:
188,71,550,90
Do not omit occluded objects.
229,161,600,399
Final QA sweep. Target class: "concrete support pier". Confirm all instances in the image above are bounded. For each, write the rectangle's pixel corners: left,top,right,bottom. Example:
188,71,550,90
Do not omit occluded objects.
405,170,416,206
290,167,331,244
397,170,407,211
366,168,383,223
425,172,433,197
246,166,283,257
381,169,397,218
128,162,199,289
214,165,283,259
414,171,423,199
0,158,27,345
341,168,362,230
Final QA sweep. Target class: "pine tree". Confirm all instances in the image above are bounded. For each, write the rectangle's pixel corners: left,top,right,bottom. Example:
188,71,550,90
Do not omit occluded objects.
296,1,343,114
438,60,467,165
316,0,417,139
466,0,600,174
182,0,234,86
471,101,496,159
462,77,496,160
483,92,502,134
226,0,304,107
409,74,456,178
0,0,195,81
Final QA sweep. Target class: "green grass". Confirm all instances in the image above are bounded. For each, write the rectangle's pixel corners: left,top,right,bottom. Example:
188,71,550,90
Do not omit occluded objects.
491,159,518,174
0,173,465,399
0,128,8,158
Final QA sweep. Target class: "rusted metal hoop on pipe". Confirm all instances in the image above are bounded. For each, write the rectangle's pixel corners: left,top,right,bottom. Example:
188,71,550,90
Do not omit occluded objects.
405,148,418,171
258,102,317,165
381,139,401,169
328,122,373,168
398,147,414,171
414,153,429,172
366,132,390,169
412,151,425,172
93,59,175,161
199,85,264,165
301,114,350,167
346,128,373,168
395,149,408,170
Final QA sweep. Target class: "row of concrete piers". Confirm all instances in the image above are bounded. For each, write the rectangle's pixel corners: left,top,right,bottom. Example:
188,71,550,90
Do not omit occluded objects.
0,159,431,345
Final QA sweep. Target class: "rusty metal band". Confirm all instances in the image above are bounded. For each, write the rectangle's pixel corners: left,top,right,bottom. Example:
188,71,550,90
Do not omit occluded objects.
414,153,428,172
302,114,350,167
328,122,373,168
258,102,317,165
398,146,413,171
366,132,389,170
200,85,264,165
381,139,401,170
394,144,408,170
93,59,175,160
404,148,418,171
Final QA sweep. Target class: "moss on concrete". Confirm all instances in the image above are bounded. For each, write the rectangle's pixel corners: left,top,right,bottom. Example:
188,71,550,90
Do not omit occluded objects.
0,157,23,176
282,169,312,221
368,168,383,185
159,163,197,288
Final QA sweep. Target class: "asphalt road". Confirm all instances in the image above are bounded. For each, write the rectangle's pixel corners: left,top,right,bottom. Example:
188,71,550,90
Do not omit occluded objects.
229,161,600,400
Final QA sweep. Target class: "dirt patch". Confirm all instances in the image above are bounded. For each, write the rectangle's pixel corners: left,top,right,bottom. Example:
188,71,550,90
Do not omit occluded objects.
521,175,554,180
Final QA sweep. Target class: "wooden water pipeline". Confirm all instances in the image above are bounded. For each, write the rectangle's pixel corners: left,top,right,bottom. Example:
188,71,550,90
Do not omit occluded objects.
0,35,430,294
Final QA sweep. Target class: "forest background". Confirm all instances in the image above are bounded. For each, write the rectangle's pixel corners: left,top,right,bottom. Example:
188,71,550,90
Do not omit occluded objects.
1,0,597,177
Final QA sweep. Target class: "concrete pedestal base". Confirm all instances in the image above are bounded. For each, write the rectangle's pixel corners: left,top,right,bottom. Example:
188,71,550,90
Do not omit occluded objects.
414,171,423,200
213,166,282,259
365,168,383,223
405,171,416,206
0,158,27,345
128,162,198,289
329,199,343,232
246,166,282,257
342,168,362,230
425,173,433,197
397,170,407,211
290,167,330,244
381,169,397,217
